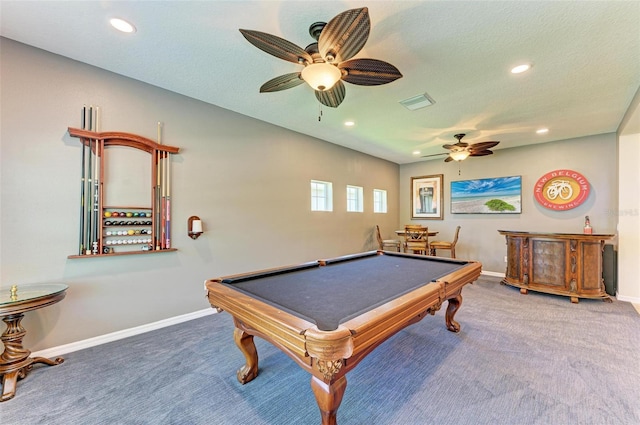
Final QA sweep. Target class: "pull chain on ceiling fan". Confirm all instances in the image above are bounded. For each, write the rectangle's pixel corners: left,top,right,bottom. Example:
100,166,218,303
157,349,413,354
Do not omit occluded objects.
239,7,402,108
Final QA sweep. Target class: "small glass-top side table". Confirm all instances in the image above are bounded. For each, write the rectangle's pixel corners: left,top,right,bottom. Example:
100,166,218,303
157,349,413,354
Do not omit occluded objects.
0,283,68,402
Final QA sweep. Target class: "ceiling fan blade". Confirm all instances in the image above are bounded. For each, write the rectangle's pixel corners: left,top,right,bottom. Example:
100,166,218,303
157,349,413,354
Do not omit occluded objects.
319,7,370,63
468,141,499,151
339,59,402,86
315,80,346,108
259,73,305,93
444,156,454,162
469,150,494,157
421,152,448,158
442,143,468,150
239,29,312,64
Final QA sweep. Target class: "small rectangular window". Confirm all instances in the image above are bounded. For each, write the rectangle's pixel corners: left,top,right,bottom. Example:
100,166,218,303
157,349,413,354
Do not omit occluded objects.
347,185,364,212
373,189,388,213
311,180,333,211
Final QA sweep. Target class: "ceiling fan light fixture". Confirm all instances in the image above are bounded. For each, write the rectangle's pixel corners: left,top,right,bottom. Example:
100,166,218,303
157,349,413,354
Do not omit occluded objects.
450,150,471,161
301,62,342,91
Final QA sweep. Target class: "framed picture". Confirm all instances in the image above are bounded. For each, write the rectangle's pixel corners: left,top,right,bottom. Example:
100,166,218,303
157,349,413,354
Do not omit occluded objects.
451,176,522,214
411,174,443,219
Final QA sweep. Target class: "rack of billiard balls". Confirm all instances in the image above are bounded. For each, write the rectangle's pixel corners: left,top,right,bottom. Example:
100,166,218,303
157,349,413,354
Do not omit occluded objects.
103,210,153,253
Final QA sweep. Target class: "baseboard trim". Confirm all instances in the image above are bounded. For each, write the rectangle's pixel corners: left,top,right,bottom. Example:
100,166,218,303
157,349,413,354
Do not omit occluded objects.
616,293,640,304
481,270,505,278
31,308,217,359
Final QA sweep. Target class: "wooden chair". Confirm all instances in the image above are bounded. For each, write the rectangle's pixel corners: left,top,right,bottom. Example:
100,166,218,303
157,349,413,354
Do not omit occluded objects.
403,225,429,255
375,225,401,252
429,226,461,258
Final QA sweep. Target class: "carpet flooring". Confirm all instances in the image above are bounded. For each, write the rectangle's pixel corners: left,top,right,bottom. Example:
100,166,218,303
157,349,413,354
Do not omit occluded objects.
2,276,639,424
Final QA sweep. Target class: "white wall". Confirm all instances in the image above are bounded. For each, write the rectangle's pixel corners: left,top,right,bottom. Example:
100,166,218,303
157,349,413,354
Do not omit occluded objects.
400,134,618,274
617,85,640,303
0,39,399,351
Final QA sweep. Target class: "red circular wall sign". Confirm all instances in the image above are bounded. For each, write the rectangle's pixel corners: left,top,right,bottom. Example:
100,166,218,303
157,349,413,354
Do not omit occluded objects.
534,169,590,210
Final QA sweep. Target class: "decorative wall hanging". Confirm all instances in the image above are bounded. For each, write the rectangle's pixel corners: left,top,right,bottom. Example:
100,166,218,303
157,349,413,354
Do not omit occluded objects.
533,169,590,210
451,176,522,214
411,174,443,219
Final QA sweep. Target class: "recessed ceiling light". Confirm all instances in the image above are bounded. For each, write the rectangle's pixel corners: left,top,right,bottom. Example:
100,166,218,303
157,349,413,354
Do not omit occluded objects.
536,128,549,134
110,18,136,33
412,150,421,155
511,63,531,74
344,121,355,127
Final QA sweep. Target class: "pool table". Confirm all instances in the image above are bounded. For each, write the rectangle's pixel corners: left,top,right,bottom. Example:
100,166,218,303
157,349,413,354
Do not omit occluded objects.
205,250,481,424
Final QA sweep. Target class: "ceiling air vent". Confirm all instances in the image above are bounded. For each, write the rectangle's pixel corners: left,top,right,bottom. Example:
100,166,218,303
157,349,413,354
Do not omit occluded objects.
399,93,435,111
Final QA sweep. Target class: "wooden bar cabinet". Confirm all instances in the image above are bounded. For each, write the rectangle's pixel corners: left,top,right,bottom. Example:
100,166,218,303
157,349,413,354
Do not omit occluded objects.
498,230,614,303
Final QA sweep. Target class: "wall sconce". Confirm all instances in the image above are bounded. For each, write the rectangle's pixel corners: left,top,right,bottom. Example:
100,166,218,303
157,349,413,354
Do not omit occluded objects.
188,216,203,240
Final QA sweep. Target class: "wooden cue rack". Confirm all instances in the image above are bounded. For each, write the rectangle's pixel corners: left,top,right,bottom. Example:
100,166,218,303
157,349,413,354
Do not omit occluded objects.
67,128,179,259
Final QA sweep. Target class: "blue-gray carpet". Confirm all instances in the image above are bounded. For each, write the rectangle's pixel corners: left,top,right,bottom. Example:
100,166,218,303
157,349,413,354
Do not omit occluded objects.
2,276,639,424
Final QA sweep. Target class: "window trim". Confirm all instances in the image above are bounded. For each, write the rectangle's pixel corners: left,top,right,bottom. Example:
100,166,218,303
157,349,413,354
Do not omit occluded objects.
373,188,388,213
346,185,364,213
311,180,333,212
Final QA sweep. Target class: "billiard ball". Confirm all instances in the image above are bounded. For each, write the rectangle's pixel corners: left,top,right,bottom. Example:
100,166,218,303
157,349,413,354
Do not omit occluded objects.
104,211,112,218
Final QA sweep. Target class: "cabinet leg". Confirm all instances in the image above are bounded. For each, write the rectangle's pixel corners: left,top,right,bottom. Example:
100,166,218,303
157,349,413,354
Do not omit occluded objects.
520,288,528,295
570,296,579,303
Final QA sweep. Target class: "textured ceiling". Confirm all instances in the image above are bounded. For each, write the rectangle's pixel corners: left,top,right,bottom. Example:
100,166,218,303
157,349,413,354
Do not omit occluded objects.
2,1,639,164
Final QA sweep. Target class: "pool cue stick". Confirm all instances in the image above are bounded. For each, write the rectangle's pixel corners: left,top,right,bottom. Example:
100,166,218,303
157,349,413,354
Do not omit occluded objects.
92,107,101,254
158,122,167,249
154,150,161,250
161,152,167,249
155,122,162,250
159,152,164,250
165,151,171,248
85,106,94,255
79,105,87,255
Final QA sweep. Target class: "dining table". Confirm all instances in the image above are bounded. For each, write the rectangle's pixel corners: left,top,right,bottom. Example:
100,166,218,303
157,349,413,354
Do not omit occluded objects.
395,230,439,237
395,229,438,255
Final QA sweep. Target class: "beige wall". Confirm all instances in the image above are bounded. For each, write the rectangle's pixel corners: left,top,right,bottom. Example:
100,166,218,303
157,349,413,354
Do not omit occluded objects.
0,39,399,351
400,134,619,274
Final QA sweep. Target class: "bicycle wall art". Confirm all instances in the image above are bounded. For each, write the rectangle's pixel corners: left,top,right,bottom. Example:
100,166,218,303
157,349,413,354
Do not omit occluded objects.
451,176,522,214
533,169,590,210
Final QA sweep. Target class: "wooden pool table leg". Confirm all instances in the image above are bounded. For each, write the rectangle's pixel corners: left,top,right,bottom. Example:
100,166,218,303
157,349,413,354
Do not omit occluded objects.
445,293,462,333
311,375,347,425
233,326,258,384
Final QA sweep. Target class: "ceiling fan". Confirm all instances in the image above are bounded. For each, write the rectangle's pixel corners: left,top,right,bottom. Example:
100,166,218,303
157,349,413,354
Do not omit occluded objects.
422,134,500,162
239,7,402,108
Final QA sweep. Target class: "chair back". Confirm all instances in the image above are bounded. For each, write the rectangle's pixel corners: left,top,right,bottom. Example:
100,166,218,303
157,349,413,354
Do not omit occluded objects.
451,226,461,246
404,225,429,254
375,225,384,250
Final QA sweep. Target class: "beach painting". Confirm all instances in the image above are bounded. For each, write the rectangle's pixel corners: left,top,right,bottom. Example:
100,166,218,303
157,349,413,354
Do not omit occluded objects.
451,176,522,214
